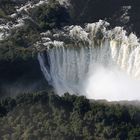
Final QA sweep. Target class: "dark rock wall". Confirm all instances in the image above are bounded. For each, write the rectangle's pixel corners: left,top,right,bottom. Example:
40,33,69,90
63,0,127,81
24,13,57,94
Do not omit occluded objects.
69,0,140,36
0,59,48,98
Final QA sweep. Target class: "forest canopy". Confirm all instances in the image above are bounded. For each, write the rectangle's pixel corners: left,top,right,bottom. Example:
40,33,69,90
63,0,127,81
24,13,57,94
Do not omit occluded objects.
0,91,140,140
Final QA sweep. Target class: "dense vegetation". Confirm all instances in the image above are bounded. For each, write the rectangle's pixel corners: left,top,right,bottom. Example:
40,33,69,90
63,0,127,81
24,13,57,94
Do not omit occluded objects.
0,91,140,140
0,0,70,61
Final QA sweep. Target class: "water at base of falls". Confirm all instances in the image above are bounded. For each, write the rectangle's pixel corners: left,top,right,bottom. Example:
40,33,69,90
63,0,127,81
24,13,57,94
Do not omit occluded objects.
86,66,140,101
37,20,140,101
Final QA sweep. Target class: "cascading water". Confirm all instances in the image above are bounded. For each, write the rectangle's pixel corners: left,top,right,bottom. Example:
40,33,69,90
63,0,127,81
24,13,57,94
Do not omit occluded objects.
37,20,140,101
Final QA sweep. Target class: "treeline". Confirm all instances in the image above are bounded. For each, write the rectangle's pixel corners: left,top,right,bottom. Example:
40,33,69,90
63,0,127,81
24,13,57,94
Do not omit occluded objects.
0,91,140,140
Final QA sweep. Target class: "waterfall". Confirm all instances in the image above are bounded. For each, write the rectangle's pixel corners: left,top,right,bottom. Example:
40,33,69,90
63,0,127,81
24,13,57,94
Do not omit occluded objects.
38,20,140,101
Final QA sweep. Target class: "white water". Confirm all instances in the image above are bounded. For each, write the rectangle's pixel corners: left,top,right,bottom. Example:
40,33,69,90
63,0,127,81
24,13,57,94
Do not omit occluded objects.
38,20,140,101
